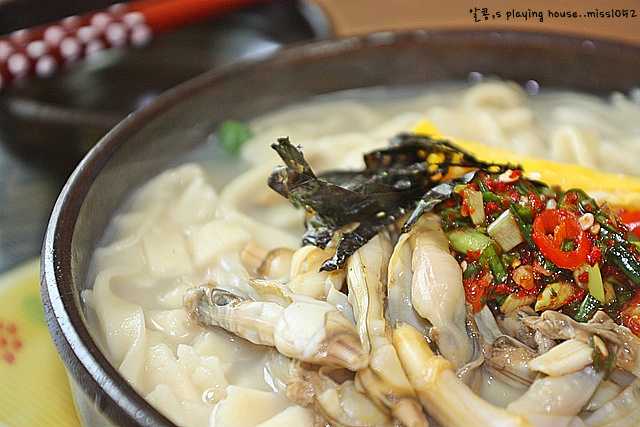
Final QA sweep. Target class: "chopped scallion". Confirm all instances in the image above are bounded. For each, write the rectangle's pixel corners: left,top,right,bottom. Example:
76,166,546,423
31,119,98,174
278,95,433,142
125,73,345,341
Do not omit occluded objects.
605,244,640,287
479,243,508,284
586,263,605,303
487,210,524,252
509,204,536,248
575,294,601,322
219,120,253,157
447,228,493,254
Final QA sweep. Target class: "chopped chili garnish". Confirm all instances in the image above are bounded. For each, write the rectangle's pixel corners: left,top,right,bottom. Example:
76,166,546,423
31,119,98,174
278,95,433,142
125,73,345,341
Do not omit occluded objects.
527,191,545,211
464,274,490,312
485,201,500,215
564,191,578,206
466,249,482,261
587,245,602,266
460,199,470,217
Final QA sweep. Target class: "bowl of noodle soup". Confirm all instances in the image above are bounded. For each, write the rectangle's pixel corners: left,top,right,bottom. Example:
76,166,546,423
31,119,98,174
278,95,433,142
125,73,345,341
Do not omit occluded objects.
42,31,640,427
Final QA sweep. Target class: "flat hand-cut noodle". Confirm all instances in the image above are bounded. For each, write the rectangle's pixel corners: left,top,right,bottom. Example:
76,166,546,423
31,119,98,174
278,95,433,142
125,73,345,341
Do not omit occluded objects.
212,385,295,427
143,220,194,277
550,125,599,169
92,266,147,370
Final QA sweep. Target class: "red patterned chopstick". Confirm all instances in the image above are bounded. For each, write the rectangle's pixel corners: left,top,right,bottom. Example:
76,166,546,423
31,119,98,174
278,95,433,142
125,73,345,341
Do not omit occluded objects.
0,0,262,90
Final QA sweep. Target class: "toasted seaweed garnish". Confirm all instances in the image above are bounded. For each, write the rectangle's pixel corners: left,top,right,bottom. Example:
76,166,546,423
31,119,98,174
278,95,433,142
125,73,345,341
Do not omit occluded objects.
401,170,478,232
268,134,512,270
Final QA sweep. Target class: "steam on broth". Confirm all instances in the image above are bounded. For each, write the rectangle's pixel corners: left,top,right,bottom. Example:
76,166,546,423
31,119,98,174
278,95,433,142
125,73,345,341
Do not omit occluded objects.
86,80,640,427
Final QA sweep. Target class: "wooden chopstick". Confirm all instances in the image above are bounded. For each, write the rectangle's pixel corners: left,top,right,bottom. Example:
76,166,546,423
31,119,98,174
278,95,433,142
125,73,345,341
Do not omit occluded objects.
129,0,263,33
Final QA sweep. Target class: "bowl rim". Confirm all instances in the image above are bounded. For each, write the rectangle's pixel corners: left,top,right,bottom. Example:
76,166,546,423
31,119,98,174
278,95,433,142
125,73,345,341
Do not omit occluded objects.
40,29,640,426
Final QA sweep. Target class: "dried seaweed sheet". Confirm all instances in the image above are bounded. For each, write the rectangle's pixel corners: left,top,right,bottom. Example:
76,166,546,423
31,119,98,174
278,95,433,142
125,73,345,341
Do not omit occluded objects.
268,134,511,270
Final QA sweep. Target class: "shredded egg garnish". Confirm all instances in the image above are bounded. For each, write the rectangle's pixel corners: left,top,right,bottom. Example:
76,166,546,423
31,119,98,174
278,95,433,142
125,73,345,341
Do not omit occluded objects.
413,119,640,209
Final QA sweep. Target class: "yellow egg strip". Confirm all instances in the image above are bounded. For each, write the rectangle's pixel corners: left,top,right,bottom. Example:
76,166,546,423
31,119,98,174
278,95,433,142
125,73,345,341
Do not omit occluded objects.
413,120,640,209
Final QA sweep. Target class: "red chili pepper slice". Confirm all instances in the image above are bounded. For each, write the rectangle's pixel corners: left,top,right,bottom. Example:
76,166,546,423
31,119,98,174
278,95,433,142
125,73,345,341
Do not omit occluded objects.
532,209,590,270
617,209,640,239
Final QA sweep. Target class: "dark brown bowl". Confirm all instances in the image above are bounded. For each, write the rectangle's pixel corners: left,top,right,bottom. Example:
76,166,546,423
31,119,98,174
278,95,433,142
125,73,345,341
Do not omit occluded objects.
41,31,640,427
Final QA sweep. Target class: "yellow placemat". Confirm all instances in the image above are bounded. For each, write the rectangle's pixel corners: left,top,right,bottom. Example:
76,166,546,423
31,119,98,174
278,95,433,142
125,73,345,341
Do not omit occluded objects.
0,258,81,427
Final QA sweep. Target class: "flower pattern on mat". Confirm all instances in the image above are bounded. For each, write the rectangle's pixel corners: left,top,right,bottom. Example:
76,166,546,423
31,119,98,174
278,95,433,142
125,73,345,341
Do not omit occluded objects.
0,321,23,364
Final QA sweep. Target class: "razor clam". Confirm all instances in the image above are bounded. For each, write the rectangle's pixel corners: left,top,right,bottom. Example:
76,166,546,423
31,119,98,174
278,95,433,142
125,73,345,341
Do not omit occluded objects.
582,380,623,412
265,350,394,427
240,243,347,302
313,377,395,427
456,313,485,391
387,225,432,333
473,305,505,344
583,380,640,426
527,339,594,377
483,335,538,390
241,244,354,322
409,213,473,371
471,306,537,389
183,284,368,371
287,244,347,300
393,322,534,427
240,243,295,280
294,366,395,427
250,274,355,328
506,366,603,427
498,308,556,353
346,233,428,427
522,310,640,380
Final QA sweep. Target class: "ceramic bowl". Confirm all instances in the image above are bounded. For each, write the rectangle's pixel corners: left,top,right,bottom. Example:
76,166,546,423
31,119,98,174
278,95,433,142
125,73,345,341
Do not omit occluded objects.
41,31,640,427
